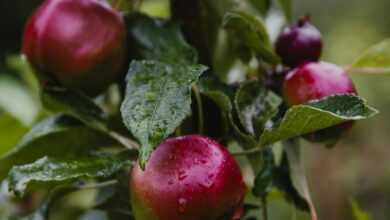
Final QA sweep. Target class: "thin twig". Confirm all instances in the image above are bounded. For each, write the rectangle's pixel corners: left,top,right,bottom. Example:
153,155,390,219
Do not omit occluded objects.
192,85,204,134
261,196,268,220
108,131,140,150
77,180,118,190
232,147,265,156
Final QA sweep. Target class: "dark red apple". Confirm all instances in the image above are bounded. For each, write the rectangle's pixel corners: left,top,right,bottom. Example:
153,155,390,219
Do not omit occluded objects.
283,62,357,143
130,135,246,220
276,16,322,67
22,0,126,96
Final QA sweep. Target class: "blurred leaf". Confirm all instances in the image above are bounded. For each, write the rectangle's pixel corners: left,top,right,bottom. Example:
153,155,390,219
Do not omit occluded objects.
121,60,207,168
0,115,117,180
108,0,140,13
223,11,279,64
18,202,48,220
253,149,275,198
6,55,40,98
197,77,234,137
96,171,134,220
351,199,372,220
250,0,271,15
272,152,309,211
0,114,28,156
197,78,262,171
285,140,317,220
41,86,139,150
276,0,292,22
0,75,39,126
235,81,282,135
80,210,109,220
126,14,198,64
8,154,132,197
260,95,378,146
351,38,390,74
41,87,107,131
198,77,257,147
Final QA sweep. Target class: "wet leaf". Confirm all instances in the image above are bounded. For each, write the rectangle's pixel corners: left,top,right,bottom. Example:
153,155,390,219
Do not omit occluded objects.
0,115,117,180
8,154,132,197
126,14,198,64
121,60,207,167
260,95,378,146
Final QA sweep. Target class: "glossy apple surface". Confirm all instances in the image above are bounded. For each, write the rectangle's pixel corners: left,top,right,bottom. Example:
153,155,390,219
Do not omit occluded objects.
130,135,246,220
283,62,357,143
23,0,126,95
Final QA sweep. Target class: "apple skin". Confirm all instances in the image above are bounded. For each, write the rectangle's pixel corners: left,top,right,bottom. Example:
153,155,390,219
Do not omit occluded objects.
283,62,357,143
275,17,322,67
22,0,127,96
130,135,246,220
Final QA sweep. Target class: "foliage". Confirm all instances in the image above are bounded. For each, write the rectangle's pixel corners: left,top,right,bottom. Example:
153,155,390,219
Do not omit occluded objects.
0,0,388,219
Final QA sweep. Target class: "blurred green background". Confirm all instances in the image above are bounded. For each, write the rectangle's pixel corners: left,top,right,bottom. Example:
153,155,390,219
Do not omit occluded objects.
1,0,390,219
295,1,390,220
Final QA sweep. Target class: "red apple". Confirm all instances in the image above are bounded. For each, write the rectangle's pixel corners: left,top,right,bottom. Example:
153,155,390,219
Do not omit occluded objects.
283,62,357,143
23,0,127,96
130,135,246,220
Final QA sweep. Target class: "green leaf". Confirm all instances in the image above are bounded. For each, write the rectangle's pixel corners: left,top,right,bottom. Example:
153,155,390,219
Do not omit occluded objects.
8,154,132,197
260,95,378,146
223,11,280,64
0,115,117,180
285,140,317,220
253,149,274,198
197,78,262,171
351,38,390,74
276,0,292,22
126,14,198,64
0,75,39,126
41,86,107,131
0,114,28,157
250,0,271,15
121,60,207,167
41,86,139,150
351,199,372,220
235,81,282,136
197,77,256,146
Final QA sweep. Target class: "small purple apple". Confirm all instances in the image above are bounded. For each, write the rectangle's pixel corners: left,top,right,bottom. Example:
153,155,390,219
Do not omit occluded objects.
276,16,322,67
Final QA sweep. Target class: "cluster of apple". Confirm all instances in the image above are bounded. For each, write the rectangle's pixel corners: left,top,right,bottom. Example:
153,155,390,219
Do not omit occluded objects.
21,0,358,219
271,16,357,143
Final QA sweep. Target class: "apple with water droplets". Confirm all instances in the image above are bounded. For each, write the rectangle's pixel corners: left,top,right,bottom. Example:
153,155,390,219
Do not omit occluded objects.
130,135,246,220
